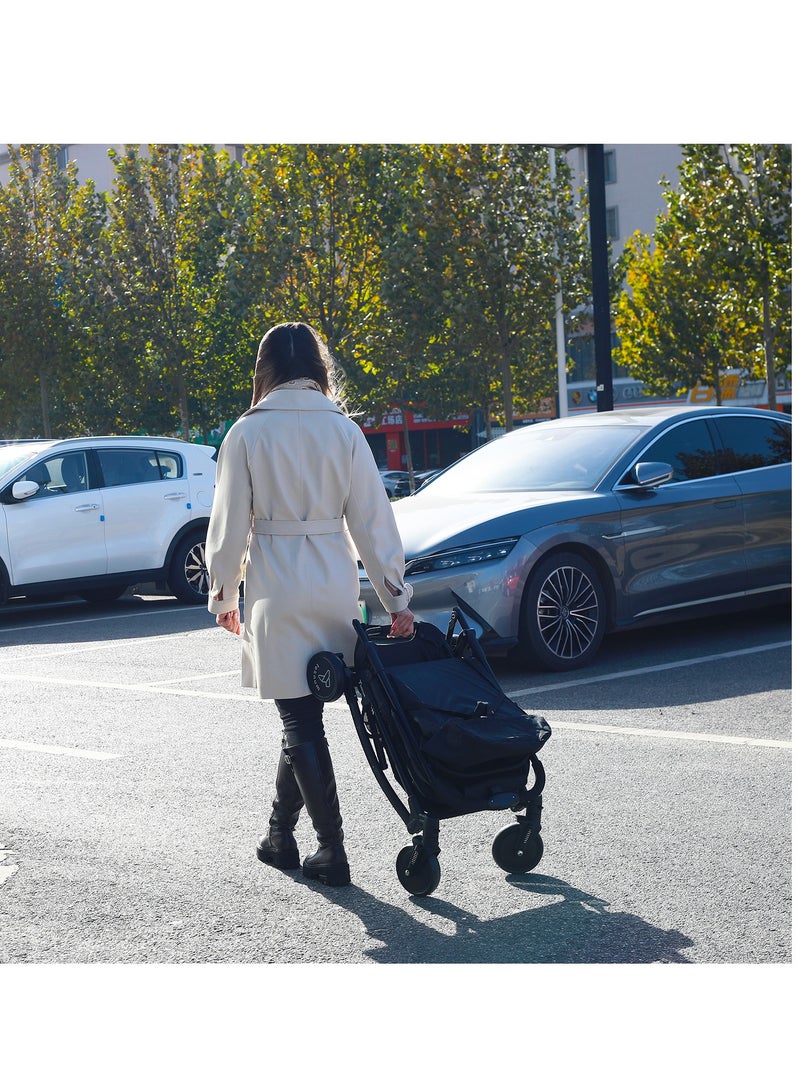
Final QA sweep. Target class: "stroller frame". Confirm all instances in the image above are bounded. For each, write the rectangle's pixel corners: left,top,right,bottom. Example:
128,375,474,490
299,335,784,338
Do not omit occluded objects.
309,607,547,896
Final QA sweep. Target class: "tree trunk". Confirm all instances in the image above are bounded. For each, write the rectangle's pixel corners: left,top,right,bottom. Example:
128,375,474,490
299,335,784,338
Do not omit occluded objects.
483,402,493,444
175,360,191,440
39,370,51,438
499,334,514,433
761,259,777,411
402,409,415,492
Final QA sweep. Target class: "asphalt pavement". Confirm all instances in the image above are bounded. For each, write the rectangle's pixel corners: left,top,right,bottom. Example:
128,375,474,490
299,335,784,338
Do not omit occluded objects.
0,593,792,1085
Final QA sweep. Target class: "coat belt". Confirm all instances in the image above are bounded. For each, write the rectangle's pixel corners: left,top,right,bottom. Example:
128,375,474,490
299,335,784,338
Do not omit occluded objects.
251,517,345,536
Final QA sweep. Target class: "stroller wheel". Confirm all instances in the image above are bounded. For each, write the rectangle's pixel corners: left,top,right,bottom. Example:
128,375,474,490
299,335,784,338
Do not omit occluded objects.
307,651,347,701
396,846,441,897
492,823,544,874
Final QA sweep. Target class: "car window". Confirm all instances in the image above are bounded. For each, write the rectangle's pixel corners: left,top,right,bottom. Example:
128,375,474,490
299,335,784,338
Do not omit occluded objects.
631,419,720,483
17,452,89,497
423,423,645,493
97,448,164,487
0,443,49,479
154,450,183,480
713,415,792,473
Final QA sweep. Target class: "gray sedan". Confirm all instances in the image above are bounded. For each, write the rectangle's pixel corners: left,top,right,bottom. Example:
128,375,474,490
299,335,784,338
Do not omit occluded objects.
359,406,791,670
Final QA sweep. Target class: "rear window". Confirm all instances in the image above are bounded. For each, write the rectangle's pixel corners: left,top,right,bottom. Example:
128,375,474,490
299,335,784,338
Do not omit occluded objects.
713,416,791,473
97,448,183,487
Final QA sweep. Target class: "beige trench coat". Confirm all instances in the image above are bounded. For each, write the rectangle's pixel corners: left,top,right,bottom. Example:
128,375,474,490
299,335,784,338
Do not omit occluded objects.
205,387,412,699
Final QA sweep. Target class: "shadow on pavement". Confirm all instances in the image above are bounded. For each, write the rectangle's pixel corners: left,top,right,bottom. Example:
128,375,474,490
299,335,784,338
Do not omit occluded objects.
305,871,694,964
0,594,210,646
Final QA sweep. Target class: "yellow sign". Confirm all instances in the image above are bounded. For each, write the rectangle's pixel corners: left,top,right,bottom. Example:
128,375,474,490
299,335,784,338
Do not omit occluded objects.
690,374,741,403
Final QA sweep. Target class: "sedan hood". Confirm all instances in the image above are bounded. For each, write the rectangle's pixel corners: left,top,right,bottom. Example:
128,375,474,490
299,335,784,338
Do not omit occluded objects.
391,488,601,558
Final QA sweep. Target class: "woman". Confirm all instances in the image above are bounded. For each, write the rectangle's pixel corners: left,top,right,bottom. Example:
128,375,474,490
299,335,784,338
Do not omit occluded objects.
206,322,414,888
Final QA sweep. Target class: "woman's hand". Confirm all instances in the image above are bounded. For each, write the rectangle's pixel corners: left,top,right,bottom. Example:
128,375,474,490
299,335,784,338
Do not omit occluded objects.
216,608,241,635
389,608,414,638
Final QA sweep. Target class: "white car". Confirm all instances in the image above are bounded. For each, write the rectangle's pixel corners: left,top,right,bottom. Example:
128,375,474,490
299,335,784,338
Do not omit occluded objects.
0,436,218,606
378,469,409,497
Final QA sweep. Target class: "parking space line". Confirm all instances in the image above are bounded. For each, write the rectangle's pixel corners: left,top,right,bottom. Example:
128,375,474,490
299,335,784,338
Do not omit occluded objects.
0,672,260,702
322,700,789,749
0,738,120,759
0,604,197,635
140,669,240,687
0,629,218,663
506,641,791,698
543,720,790,749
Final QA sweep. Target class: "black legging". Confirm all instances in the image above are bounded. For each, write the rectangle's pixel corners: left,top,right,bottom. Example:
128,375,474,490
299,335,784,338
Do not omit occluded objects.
274,694,326,748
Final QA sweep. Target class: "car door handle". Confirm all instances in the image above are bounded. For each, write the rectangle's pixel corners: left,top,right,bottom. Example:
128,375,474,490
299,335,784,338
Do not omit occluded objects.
74,503,100,511
163,492,188,500
714,500,737,509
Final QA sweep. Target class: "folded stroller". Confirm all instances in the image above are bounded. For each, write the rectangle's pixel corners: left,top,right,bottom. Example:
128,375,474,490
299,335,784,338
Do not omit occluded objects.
307,607,550,896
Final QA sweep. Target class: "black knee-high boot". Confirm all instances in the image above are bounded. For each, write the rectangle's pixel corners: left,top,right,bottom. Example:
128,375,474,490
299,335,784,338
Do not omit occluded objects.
256,743,304,870
285,739,351,887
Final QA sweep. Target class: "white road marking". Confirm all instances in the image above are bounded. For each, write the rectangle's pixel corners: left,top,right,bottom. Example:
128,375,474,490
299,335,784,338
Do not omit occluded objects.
0,639,789,754
0,604,197,635
0,672,260,702
0,862,20,887
0,629,218,663
542,720,791,749
0,738,120,759
506,641,791,698
323,694,790,749
140,670,240,686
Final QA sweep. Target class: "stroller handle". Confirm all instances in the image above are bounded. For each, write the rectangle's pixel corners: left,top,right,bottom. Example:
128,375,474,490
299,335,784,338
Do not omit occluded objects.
359,621,418,646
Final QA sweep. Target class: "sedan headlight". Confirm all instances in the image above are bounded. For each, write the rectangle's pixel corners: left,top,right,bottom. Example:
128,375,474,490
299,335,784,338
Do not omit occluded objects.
404,537,519,577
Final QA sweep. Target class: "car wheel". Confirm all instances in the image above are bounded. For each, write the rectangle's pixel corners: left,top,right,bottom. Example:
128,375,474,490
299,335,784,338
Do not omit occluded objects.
521,551,607,671
168,529,210,605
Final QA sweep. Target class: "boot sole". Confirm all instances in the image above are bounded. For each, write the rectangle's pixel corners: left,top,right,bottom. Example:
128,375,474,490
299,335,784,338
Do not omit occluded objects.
256,846,300,870
302,862,351,887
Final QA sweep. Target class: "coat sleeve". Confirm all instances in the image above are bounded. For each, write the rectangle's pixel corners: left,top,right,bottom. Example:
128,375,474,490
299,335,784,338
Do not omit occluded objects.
344,427,413,615
205,423,252,615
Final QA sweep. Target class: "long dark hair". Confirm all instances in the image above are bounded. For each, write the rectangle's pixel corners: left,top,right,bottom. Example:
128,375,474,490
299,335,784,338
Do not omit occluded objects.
251,322,338,406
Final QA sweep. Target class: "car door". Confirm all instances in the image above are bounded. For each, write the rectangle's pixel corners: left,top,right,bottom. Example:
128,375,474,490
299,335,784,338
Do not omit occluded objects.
611,417,747,624
3,450,107,586
709,413,792,593
96,446,191,572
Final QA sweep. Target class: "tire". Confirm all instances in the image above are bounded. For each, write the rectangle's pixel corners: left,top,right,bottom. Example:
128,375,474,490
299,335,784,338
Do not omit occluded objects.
521,551,607,671
168,529,210,605
491,822,544,874
80,585,129,605
396,846,441,897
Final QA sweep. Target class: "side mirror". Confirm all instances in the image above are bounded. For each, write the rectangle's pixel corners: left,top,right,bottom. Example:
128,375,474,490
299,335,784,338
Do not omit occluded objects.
631,461,673,488
12,480,41,500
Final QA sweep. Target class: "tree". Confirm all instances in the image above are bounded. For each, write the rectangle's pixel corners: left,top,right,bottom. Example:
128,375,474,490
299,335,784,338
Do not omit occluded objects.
105,144,250,438
240,144,390,406
377,144,589,434
614,144,791,406
0,145,107,437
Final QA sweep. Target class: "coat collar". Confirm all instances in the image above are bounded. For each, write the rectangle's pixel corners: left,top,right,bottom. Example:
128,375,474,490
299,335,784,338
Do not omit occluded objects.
243,389,344,416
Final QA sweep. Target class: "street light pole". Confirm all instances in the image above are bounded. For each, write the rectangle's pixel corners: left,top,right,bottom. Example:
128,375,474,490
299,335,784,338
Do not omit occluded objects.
548,147,569,418
586,144,614,412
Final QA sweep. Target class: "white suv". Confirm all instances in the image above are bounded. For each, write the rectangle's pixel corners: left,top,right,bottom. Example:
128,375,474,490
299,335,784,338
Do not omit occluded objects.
0,436,218,606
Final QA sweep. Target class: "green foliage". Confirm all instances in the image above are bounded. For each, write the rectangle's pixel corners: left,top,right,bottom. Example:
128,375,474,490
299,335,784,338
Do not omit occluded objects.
5,142,787,442
239,144,390,409
374,144,589,430
2,143,591,440
0,145,108,436
613,144,791,404
105,144,252,437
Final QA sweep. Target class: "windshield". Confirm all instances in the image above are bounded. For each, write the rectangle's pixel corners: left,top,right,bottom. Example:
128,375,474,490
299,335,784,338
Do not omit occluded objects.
422,423,648,493
0,443,49,480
